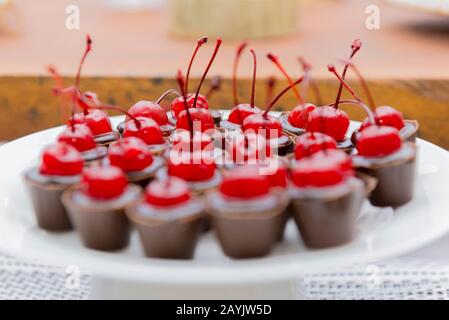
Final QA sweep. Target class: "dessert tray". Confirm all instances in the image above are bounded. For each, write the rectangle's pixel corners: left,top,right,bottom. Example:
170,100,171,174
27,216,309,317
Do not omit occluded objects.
0,114,448,299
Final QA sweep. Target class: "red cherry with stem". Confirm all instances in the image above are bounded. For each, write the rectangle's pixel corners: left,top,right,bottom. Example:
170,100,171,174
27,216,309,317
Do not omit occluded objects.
176,108,215,133
108,137,154,173
145,177,191,207
288,103,317,129
232,41,247,106
168,150,216,182
175,69,195,138
305,106,350,142
220,165,270,199
171,130,214,152
171,93,209,118
333,39,362,110
57,123,97,152
127,100,169,126
39,142,83,176
71,109,113,136
291,150,352,188
267,53,303,104
294,132,337,160
227,132,272,163
356,125,402,157
258,157,288,189
312,149,354,176
81,165,128,200
185,36,208,94
123,116,164,145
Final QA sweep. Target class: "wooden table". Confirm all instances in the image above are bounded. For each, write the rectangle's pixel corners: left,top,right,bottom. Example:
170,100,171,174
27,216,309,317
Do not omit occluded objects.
0,0,448,148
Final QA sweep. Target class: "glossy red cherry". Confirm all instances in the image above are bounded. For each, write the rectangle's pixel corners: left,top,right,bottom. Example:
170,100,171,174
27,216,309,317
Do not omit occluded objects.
259,157,288,189
288,103,317,129
176,108,215,132
71,109,113,136
306,106,350,142
227,132,272,163
57,123,97,152
294,132,337,160
39,142,83,176
171,94,209,118
168,151,216,182
312,149,354,176
123,117,164,145
360,106,405,131
108,137,154,173
242,114,283,139
291,150,352,188
171,130,213,152
145,177,191,207
81,165,128,200
127,100,169,126
228,104,261,125
356,125,402,157
220,165,270,199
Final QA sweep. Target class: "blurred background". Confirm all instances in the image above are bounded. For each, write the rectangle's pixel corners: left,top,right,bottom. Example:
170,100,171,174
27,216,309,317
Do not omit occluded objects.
0,0,447,147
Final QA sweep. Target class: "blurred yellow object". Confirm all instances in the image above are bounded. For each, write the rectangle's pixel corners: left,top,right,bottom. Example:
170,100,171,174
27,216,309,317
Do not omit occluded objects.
168,0,299,39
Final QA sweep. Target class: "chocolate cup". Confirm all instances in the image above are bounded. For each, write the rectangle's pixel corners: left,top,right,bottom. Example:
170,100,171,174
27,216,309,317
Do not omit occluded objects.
125,156,164,188
82,146,108,163
270,135,294,156
400,120,419,143
117,121,174,137
62,185,141,251
210,110,222,126
273,189,291,242
337,138,354,155
355,144,417,207
23,169,78,231
279,113,305,136
126,201,205,259
218,119,241,132
290,178,365,249
207,194,286,258
93,131,120,147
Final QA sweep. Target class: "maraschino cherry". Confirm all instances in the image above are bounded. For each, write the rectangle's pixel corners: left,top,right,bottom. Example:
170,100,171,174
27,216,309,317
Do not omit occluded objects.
108,137,154,173
356,125,402,157
145,177,191,207
227,44,261,125
226,132,272,163
81,165,128,200
291,149,353,188
220,165,270,199
168,150,216,182
57,123,97,152
39,142,83,176
123,116,164,145
294,132,337,160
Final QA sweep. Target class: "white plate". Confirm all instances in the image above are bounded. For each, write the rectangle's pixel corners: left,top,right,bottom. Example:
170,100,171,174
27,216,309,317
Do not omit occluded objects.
0,114,448,293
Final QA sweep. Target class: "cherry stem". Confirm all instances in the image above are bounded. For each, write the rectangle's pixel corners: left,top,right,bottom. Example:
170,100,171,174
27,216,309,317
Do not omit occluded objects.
328,64,363,102
155,89,181,104
232,42,247,105
75,34,92,90
339,59,376,110
326,99,375,125
263,76,304,118
176,69,193,139
267,53,303,104
265,76,276,108
185,36,208,94
298,57,323,106
333,39,361,109
205,75,222,99
193,37,222,109
48,66,76,131
250,48,257,108
92,104,142,129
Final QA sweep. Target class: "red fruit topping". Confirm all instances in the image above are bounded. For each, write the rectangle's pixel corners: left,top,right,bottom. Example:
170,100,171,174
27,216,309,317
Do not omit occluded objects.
39,143,83,176
291,150,352,188
360,106,405,131
356,125,402,157
168,151,216,182
57,123,97,152
123,117,164,145
288,103,317,129
127,100,169,126
171,130,213,152
242,113,283,139
259,157,288,189
312,149,354,176
81,165,128,200
71,109,113,136
176,108,215,133
227,104,261,125
220,165,270,199
294,132,337,160
306,106,350,142
145,177,191,207
171,93,209,118
227,132,272,163
108,137,154,173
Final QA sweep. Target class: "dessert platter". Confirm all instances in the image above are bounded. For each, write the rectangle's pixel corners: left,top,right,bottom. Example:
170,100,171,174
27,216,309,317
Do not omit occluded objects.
0,36,448,299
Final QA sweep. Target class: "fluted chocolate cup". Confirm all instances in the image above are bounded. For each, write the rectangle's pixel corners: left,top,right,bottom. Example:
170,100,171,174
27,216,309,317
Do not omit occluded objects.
126,199,204,259
279,113,305,136
93,131,120,147
23,168,80,231
353,143,417,207
290,177,365,249
400,120,419,143
125,156,164,188
207,193,286,258
62,185,141,251
269,135,294,156
81,146,108,164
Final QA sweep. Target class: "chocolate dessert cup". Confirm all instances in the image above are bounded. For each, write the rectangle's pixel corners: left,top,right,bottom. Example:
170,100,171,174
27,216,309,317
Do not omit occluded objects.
400,120,419,143
125,156,164,187
269,135,294,156
337,138,355,154
81,145,108,163
353,142,417,207
62,185,141,251
207,193,286,258
126,199,205,259
23,168,80,231
279,112,305,136
290,177,365,249
210,109,222,126
117,121,175,137
93,131,120,147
